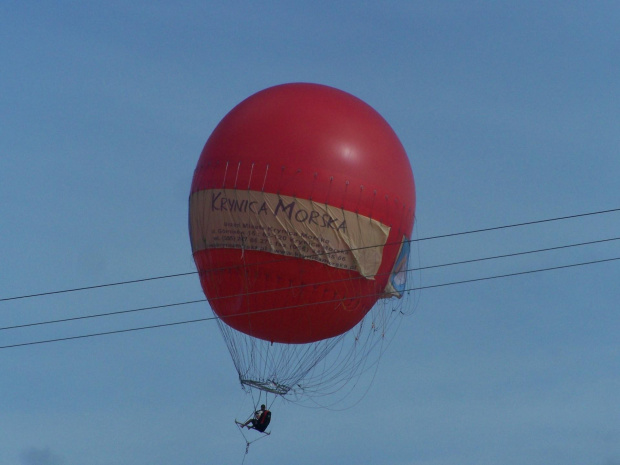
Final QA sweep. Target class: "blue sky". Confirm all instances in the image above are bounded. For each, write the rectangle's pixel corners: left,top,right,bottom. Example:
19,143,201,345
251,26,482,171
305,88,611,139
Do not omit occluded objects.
1,1,619,464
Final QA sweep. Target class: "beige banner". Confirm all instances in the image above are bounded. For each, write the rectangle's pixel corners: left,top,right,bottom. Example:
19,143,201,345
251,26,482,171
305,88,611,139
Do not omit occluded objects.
189,189,390,278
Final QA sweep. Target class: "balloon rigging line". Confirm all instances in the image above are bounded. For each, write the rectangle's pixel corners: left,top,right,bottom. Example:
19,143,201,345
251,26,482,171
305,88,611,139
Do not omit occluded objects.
1,253,619,350
3,235,619,333
1,206,619,303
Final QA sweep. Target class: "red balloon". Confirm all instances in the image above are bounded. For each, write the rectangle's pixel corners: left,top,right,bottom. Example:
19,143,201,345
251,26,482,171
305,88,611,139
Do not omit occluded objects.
189,83,415,343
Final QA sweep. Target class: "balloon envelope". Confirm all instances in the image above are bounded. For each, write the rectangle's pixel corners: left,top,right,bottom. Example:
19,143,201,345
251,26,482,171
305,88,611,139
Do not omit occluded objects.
189,83,415,343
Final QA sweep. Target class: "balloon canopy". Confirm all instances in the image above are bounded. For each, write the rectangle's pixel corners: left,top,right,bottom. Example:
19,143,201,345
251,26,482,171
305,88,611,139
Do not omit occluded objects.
189,83,415,345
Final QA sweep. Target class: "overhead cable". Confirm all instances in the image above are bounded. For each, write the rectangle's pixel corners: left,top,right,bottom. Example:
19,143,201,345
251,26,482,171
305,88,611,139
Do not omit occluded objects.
3,235,619,333
2,253,618,350
2,206,619,304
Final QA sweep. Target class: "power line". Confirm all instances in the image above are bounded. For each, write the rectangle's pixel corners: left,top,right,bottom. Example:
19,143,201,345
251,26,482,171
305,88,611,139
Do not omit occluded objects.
415,255,620,290
0,317,214,350
0,271,196,303
0,299,206,332
414,207,620,242
2,253,618,350
414,236,620,271
4,235,618,333
2,206,619,304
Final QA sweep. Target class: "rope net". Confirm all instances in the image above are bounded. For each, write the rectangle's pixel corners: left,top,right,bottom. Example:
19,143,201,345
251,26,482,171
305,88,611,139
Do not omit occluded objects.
212,261,418,405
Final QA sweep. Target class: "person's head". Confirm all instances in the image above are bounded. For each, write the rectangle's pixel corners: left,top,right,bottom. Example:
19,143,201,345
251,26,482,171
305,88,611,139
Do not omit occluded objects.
261,404,266,410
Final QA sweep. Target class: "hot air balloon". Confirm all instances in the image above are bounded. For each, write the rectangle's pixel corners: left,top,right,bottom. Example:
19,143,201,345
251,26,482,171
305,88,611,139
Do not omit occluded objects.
189,83,415,399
